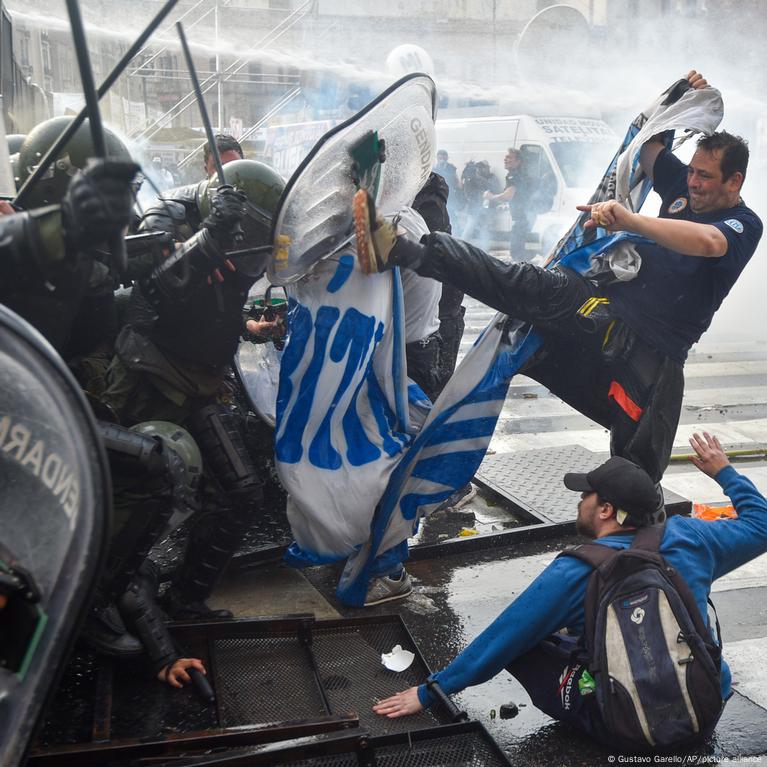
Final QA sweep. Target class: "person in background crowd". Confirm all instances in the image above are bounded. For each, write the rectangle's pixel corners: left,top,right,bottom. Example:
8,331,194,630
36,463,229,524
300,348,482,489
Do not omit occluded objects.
433,149,463,226
203,134,244,178
484,148,534,261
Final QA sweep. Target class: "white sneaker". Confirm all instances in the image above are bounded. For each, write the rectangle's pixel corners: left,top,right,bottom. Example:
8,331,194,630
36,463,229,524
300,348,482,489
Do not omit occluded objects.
364,569,413,607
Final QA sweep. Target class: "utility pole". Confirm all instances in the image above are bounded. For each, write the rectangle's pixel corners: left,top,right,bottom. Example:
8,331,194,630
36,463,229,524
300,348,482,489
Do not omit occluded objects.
215,0,222,131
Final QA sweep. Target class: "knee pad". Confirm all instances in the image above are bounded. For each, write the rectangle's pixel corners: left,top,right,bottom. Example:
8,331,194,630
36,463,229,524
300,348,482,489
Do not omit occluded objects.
189,404,263,500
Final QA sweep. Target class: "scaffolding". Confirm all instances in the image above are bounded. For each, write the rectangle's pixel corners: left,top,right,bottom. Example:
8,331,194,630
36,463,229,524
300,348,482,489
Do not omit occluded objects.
128,0,313,157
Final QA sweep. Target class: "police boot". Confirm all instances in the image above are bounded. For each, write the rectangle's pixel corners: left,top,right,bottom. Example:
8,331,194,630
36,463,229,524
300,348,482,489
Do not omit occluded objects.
160,510,245,621
80,601,143,657
117,561,177,675
160,587,233,622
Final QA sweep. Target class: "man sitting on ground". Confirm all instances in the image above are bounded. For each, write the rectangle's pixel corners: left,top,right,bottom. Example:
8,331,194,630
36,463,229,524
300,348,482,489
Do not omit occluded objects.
374,432,767,749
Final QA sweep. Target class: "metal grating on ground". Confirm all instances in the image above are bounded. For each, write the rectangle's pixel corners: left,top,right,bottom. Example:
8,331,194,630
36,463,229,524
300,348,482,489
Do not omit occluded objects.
368,729,509,766
269,730,507,767
31,615,453,765
150,722,512,766
311,620,444,734
475,444,691,526
215,635,328,726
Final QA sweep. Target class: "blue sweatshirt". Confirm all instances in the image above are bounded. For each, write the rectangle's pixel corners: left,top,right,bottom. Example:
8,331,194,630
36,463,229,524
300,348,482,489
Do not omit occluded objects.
418,466,767,708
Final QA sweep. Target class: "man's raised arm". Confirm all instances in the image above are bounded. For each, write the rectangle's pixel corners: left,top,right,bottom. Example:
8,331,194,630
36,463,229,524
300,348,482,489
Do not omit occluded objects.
639,70,710,181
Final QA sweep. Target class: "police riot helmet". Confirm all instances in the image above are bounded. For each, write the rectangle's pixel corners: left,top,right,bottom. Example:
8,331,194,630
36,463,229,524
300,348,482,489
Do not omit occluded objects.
129,421,202,493
6,134,26,155
16,116,133,208
198,159,285,248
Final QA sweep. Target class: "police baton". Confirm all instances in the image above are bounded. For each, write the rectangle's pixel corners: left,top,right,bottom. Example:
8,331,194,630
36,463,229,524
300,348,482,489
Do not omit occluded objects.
177,22,243,248
176,22,226,182
15,0,179,210
65,0,133,275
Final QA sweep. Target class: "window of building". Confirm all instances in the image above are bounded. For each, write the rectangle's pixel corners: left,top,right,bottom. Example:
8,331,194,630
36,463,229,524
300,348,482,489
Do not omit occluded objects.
19,30,30,68
41,34,51,75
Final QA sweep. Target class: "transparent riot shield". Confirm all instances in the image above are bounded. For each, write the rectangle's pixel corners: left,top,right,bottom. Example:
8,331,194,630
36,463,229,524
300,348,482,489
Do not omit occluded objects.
267,73,437,285
0,304,111,767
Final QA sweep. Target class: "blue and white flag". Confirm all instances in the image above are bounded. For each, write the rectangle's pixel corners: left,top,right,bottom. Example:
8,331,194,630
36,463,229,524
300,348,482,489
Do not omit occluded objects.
274,76,723,606
277,253,412,564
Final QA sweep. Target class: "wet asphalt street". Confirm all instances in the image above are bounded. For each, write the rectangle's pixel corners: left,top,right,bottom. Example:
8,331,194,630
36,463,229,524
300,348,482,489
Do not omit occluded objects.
295,290,767,764
72,281,767,764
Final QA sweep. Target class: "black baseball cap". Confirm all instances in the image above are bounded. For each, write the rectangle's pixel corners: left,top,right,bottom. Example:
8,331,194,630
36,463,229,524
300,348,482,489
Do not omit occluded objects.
563,456,659,525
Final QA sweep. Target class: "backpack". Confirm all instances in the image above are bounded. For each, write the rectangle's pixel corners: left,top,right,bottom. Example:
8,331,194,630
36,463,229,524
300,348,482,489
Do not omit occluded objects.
558,524,724,752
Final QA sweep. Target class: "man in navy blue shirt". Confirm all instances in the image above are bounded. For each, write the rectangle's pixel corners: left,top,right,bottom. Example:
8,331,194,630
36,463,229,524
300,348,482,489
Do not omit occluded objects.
373,432,767,749
354,71,762,485
585,119,761,366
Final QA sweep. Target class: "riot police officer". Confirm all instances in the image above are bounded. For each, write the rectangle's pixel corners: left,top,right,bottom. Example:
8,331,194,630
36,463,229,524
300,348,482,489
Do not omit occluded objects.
87,420,206,684
7,117,138,362
2,119,206,676
101,158,285,620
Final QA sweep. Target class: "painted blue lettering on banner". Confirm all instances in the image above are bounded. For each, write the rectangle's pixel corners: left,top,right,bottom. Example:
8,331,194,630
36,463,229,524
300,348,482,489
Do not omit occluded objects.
276,305,340,463
329,308,376,367
309,308,377,469
275,301,312,426
327,254,355,293
366,368,408,458
339,311,384,465
343,380,381,465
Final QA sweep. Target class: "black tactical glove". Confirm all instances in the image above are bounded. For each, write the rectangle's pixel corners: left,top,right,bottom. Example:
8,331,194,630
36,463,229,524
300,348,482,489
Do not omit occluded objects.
61,159,140,252
202,185,246,248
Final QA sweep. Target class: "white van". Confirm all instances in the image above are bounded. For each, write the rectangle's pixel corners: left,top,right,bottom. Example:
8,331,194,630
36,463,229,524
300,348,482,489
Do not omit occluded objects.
435,115,618,255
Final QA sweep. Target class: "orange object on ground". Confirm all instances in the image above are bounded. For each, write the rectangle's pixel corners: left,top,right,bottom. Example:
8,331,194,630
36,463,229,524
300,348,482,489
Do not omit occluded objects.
692,502,737,521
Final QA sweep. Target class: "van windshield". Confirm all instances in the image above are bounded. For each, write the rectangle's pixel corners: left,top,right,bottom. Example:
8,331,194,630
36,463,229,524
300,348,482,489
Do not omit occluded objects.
549,141,615,188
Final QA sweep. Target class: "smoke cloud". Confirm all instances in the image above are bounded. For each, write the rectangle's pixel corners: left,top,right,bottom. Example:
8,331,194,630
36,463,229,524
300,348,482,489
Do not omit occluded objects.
6,0,765,340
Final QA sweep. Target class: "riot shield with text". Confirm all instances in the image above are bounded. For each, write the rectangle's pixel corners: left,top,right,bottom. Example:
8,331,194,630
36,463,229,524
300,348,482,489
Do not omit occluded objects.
268,72,437,285
0,304,111,767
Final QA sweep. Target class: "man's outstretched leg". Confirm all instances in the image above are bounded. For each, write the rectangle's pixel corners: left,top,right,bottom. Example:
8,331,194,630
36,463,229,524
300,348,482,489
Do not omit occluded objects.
353,190,681,490
354,190,593,327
